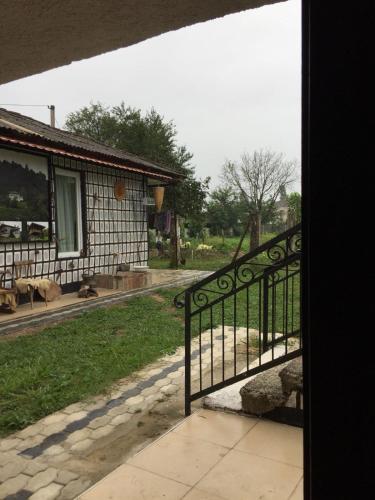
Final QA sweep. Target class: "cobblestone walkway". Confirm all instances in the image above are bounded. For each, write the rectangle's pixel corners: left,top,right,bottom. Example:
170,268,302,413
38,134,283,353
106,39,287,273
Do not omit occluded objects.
0,326,256,500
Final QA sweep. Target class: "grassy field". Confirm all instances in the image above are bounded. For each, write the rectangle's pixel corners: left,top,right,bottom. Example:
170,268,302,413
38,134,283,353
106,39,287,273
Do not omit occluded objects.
0,292,185,437
0,277,299,437
149,233,277,271
0,232,300,438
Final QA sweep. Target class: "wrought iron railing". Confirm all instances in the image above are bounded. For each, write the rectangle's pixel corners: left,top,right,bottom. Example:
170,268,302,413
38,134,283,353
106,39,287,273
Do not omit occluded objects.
174,223,302,416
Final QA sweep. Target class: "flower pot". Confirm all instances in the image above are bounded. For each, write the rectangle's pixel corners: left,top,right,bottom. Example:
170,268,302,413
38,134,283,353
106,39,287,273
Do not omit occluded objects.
118,263,130,272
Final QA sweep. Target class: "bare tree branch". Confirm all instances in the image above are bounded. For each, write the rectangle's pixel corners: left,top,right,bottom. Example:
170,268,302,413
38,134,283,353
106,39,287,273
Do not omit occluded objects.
222,148,299,250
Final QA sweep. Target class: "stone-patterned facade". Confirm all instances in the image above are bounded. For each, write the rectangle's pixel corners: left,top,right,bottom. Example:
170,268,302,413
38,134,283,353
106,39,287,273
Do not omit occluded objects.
0,146,148,291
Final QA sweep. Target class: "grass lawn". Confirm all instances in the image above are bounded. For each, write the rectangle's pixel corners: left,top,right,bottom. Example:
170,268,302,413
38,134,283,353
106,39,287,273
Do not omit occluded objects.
0,276,299,438
149,233,277,271
0,292,184,438
150,255,231,271
0,233,299,438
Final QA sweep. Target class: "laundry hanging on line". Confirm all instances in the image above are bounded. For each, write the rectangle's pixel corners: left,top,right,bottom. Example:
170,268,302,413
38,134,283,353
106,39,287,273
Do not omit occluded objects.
154,210,172,235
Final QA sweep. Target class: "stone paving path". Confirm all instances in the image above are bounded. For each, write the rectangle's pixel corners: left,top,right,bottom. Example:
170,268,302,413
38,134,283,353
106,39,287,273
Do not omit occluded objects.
0,325,257,500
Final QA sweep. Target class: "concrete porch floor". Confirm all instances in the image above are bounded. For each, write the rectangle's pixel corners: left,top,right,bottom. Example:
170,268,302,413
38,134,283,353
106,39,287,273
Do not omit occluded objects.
79,409,303,500
0,269,211,333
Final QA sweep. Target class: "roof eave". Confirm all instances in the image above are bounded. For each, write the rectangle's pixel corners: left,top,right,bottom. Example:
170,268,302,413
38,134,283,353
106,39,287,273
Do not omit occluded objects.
0,130,184,182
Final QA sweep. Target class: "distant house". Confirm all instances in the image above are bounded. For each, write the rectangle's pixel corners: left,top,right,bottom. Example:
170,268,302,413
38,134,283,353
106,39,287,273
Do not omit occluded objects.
0,224,12,238
27,222,46,239
0,223,21,239
8,191,24,202
0,107,183,292
275,193,289,224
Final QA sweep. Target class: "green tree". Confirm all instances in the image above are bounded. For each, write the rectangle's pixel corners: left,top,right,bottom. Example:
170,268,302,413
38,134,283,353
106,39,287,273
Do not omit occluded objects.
64,103,117,143
222,150,297,251
287,192,302,225
206,186,242,236
65,102,210,266
65,102,209,217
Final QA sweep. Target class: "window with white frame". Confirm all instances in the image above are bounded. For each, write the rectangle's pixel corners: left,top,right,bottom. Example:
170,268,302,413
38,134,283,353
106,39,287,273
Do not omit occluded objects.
55,168,83,258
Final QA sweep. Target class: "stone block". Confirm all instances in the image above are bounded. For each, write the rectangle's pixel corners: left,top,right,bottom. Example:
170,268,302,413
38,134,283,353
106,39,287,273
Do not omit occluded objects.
0,474,29,498
0,438,22,451
16,434,46,451
0,458,27,481
27,467,58,492
88,415,111,430
161,384,179,396
113,271,151,291
141,385,159,397
71,439,93,453
55,470,79,485
46,452,71,466
65,428,92,444
41,413,67,426
29,482,63,500
43,445,65,457
24,461,49,476
279,356,303,394
126,395,144,406
65,411,88,423
108,405,128,417
59,478,91,500
111,413,131,426
17,423,45,439
92,425,113,439
0,451,17,466
62,402,85,415
94,273,115,289
40,422,67,436
240,365,289,416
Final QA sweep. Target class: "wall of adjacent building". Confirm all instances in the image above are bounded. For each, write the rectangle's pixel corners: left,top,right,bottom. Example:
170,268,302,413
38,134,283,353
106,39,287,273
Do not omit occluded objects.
0,147,148,291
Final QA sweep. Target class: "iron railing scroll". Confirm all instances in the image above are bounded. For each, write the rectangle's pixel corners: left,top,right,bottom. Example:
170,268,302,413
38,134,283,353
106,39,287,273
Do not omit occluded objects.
174,223,302,416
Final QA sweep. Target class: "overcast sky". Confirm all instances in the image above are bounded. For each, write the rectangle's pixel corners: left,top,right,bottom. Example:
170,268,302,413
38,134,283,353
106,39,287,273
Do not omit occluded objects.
0,0,301,191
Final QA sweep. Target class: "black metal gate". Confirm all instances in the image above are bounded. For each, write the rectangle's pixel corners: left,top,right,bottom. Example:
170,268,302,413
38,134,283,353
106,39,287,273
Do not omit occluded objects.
175,224,302,416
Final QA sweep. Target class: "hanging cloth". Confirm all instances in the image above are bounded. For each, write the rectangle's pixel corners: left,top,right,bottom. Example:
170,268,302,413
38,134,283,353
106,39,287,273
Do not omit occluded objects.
154,213,164,232
154,210,172,235
165,210,172,234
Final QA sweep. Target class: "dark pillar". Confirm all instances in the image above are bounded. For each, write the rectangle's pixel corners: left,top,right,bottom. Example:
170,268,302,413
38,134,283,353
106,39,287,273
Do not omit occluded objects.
302,1,373,498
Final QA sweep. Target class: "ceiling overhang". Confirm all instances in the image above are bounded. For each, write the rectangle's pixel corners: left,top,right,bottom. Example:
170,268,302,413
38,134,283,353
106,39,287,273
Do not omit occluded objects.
0,0,284,85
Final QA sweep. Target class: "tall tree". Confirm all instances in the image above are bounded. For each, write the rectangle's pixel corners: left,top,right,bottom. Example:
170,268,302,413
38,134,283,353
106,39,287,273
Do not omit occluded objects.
287,192,302,226
222,149,297,250
206,186,242,236
65,102,209,266
65,102,209,214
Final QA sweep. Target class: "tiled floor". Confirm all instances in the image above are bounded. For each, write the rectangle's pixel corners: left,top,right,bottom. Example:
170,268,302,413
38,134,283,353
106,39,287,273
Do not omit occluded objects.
78,409,303,500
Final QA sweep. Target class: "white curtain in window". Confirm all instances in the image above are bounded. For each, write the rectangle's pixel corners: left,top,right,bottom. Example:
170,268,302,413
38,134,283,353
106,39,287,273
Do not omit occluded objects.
56,174,78,253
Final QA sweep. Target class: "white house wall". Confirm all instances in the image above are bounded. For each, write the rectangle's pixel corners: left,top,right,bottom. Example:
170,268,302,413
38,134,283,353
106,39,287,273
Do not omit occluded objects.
0,150,148,290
